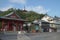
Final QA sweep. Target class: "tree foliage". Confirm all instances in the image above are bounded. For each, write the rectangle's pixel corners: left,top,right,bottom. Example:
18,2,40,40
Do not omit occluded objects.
0,8,45,22
0,8,45,28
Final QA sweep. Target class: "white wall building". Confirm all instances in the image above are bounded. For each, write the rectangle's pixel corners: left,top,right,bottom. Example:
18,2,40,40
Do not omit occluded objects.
41,15,57,32
33,15,60,32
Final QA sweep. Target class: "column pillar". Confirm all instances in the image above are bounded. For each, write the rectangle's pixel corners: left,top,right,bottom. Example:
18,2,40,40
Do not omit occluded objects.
19,22,21,31
21,23,23,31
2,20,4,31
16,21,18,31
18,21,24,31
7,21,10,31
19,21,23,31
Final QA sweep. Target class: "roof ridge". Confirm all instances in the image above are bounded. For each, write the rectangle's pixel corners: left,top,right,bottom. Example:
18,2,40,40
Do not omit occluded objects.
4,12,21,18
5,12,13,16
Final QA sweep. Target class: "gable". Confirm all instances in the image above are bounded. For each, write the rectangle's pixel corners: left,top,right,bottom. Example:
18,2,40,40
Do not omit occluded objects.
41,15,53,22
7,13,19,18
5,12,20,19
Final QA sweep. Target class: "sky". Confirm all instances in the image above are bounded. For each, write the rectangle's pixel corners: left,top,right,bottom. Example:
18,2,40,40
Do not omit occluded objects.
0,0,60,17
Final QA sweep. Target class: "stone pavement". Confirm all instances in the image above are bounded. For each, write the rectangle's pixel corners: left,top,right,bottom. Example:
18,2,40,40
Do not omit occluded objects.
17,34,31,40
0,32,60,40
27,32,60,40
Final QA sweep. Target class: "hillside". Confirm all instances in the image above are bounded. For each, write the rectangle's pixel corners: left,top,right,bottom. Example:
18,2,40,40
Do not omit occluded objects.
0,8,45,22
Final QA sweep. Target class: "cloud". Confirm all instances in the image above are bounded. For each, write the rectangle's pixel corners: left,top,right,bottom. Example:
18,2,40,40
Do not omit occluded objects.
9,0,26,4
26,6,50,14
0,5,13,11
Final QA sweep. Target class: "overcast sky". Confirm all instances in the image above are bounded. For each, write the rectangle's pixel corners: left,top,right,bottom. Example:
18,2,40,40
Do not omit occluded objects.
0,0,60,17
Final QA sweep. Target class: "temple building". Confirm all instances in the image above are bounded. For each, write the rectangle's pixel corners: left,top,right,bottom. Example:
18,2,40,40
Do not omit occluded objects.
0,11,28,31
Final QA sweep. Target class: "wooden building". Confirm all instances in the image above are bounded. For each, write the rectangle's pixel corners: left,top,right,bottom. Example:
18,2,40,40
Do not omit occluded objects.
0,12,28,31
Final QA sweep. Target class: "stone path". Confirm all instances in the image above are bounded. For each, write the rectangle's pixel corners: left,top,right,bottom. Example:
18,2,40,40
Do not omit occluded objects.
0,32,60,40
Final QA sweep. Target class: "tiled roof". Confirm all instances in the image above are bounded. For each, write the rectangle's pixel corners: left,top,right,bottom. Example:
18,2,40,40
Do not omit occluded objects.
0,11,28,21
5,12,21,18
5,12,14,16
53,17,60,21
33,20,49,24
0,16,28,21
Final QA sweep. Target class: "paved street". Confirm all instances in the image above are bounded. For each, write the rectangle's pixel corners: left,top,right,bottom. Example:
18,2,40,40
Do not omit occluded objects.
25,32,60,40
0,32,60,40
